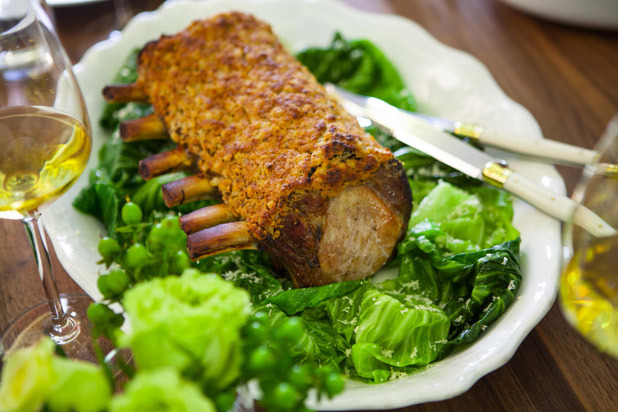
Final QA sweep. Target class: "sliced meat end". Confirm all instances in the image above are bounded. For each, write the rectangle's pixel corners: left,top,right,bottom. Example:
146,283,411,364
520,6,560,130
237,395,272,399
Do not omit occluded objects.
317,185,402,284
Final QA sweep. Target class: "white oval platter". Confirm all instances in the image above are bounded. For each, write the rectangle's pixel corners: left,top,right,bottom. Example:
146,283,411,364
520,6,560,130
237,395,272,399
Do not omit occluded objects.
43,0,564,409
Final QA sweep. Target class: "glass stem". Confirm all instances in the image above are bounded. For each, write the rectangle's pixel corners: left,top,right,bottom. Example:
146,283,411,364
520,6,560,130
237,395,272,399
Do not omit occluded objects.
22,212,79,342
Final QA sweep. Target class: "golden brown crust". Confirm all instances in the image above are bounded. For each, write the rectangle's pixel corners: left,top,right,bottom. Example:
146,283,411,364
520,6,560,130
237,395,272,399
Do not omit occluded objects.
135,12,395,241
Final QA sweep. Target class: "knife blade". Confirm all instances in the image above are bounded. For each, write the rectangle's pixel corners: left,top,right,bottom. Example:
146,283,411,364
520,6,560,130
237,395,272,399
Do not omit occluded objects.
327,84,599,167
326,84,616,237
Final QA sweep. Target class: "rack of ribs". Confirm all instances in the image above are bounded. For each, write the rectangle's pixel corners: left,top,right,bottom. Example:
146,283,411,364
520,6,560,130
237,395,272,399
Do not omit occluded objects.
103,11,412,287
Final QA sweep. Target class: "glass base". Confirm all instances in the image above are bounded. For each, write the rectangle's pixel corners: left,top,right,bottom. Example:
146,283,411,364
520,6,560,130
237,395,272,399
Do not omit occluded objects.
1,293,102,362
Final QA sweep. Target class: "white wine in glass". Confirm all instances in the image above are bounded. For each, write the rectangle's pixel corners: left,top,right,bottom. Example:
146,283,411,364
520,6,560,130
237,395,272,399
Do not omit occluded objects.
0,0,94,358
0,107,90,215
561,116,618,359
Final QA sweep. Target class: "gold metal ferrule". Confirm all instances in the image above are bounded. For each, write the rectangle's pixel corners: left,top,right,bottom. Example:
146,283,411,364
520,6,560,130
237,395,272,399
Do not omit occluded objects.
598,162,618,178
453,122,484,141
482,161,512,188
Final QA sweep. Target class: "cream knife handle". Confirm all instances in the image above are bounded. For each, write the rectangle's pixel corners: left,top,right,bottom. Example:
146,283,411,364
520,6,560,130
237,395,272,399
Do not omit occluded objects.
477,129,599,166
501,171,616,238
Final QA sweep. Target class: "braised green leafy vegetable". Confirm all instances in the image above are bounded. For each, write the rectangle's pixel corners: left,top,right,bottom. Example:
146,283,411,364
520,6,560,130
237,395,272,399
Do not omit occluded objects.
256,179,520,382
297,32,417,112
65,32,522,411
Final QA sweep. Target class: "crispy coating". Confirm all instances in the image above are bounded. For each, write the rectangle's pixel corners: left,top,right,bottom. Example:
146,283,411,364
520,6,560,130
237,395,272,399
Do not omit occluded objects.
135,12,396,240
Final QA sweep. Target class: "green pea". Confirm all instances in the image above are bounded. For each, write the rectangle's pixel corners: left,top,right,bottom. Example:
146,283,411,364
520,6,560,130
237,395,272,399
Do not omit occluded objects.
249,346,275,372
161,215,186,248
107,269,130,294
272,382,299,410
125,243,149,269
97,237,120,259
245,320,267,342
323,372,344,396
169,250,190,275
148,216,185,252
214,392,235,412
160,215,179,230
87,303,112,324
147,223,166,251
288,364,310,389
155,217,178,241
110,311,125,328
97,275,112,298
274,317,304,343
121,202,142,225
252,311,269,324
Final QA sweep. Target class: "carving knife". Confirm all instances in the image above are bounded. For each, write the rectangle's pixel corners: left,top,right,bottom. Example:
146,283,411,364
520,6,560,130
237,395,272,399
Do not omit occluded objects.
326,84,616,237
327,84,598,167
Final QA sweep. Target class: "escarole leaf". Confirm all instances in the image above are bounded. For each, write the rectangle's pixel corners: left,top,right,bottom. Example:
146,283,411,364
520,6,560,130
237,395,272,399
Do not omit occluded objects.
442,239,521,347
323,283,369,342
212,251,285,304
350,289,449,381
73,177,122,237
290,283,451,383
266,281,363,315
131,173,186,217
297,32,416,112
95,182,122,237
467,186,520,247
404,180,519,253
253,302,349,366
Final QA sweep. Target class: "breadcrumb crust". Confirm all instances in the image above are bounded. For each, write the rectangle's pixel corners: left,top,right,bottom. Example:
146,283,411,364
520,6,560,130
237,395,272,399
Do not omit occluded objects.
136,12,395,240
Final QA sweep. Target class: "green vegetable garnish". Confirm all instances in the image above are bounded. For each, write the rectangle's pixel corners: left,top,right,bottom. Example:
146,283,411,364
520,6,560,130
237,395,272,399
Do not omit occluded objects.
122,268,250,390
297,32,417,113
64,31,522,411
0,339,55,412
121,201,142,225
0,339,111,412
109,368,215,412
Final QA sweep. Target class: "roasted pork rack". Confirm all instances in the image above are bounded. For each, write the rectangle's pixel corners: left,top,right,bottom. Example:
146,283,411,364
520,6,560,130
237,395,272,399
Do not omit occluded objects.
103,12,412,287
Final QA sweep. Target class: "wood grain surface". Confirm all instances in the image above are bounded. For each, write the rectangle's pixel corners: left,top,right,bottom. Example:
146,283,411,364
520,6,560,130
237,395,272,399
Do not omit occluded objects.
1,0,617,411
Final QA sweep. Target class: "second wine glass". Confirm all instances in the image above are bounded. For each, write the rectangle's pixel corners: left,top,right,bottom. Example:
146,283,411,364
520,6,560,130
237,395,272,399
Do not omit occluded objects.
560,116,618,359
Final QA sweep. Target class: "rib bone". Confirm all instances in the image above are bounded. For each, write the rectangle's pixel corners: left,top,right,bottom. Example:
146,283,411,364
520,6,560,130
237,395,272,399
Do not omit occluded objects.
120,114,168,142
187,221,258,260
138,147,194,180
162,175,216,207
179,204,236,235
102,83,149,103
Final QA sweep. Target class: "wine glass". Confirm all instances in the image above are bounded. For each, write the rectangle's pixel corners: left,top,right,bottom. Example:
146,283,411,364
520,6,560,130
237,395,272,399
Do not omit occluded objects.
561,115,618,359
0,0,93,358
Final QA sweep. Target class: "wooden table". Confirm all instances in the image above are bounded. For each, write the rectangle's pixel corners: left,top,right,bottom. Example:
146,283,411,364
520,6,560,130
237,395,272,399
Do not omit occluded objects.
1,0,617,410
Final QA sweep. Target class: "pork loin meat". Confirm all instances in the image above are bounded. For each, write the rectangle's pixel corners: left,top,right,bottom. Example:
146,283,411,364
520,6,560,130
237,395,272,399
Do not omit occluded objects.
104,12,412,287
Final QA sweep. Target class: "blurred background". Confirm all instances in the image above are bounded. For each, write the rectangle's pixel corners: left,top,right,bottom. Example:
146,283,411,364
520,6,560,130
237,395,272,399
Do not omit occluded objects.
50,0,164,61
48,0,618,64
